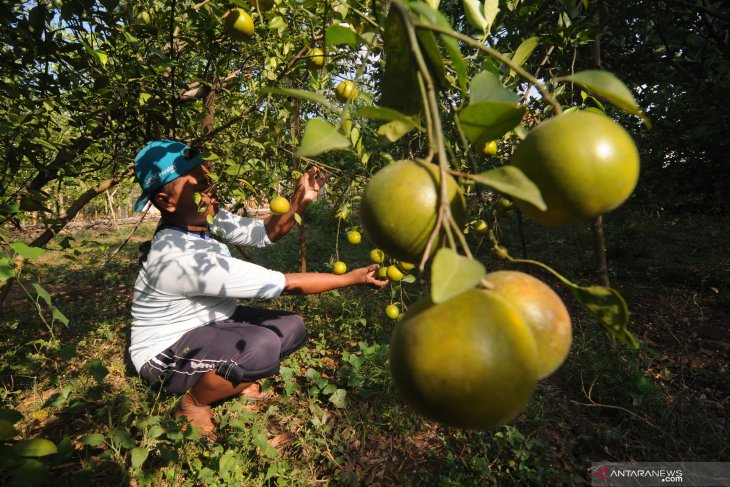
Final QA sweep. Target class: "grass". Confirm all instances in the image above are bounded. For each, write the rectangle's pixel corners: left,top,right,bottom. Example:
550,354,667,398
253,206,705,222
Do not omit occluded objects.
1,203,728,485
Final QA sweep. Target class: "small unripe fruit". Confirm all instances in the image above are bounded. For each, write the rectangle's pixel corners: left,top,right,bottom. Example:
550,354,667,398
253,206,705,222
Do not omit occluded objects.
386,265,404,282
385,304,400,320
369,249,385,264
270,196,290,215
333,261,347,275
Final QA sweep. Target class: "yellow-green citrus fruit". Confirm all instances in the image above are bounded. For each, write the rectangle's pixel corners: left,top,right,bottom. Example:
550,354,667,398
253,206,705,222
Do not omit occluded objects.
307,48,325,68
397,261,415,271
360,160,466,263
333,261,347,275
136,11,152,24
346,231,362,245
335,80,359,103
270,196,290,215
369,249,385,264
470,219,488,234
390,290,539,429
485,271,572,379
482,140,498,156
386,265,403,282
385,304,400,320
377,267,388,279
247,0,275,12
223,8,254,41
511,111,640,226
491,245,510,260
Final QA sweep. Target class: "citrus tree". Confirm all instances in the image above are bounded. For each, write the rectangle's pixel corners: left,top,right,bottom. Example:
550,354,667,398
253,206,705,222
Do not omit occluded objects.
0,0,654,448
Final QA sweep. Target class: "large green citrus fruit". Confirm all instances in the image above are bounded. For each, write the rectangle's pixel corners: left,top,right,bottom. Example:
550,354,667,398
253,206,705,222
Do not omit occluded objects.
485,271,572,379
270,196,290,215
390,289,539,430
332,261,347,275
223,8,254,41
247,0,274,12
360,160,466,263
511,111,640,226
335,81,359,103
307,48,325,69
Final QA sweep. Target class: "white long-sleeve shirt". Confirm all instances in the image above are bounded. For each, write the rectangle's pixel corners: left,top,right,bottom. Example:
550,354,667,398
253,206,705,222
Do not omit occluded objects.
129,209,286,372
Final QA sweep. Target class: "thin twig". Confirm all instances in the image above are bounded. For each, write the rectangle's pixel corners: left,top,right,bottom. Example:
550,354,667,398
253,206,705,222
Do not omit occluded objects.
104,206,152,266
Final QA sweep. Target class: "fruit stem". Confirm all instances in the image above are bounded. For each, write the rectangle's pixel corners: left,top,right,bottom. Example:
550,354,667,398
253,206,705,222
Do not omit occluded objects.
412,21,563,116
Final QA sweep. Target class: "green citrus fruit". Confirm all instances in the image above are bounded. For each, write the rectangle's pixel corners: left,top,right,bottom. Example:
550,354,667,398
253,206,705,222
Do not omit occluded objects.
335,80,359,103
332,261,347,275
369,249,385,264
482,140,498,156
223,8,254,41
485,271,572,379
346,231,362,245
386,265,403,281
360,160,466,263
390,289,539,429
307,48,325,68
270,196,290,215
385,304,400,320
397,261,415,271
470,219,488,234
377,267,388,279
511,111,640,226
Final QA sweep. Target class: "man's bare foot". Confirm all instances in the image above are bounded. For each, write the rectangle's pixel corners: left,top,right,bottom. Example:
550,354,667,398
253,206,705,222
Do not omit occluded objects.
174,391,217,440
239,382,274,402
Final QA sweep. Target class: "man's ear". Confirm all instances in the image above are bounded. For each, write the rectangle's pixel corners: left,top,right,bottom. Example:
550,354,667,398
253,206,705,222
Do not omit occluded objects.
152,190,176,213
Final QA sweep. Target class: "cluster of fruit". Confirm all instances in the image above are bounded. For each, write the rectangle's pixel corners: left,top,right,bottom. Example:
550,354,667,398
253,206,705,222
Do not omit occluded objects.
356,111,639,429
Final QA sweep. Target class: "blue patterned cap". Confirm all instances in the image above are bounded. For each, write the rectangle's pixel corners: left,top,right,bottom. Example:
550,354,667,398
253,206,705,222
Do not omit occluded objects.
133,140,204,212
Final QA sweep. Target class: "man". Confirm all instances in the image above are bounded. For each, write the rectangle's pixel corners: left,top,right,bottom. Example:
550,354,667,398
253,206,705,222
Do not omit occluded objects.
129,140,386,438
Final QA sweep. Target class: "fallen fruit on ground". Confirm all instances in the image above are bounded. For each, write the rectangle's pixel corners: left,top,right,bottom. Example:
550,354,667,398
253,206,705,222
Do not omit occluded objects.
270,196,290,215
223,8,254,41
485,271,572,379
360,159,466,263
385,304,400,320
347,231,362,245
390,289,539,429
335,80,359,103
511,110,640,226
332,261,347,275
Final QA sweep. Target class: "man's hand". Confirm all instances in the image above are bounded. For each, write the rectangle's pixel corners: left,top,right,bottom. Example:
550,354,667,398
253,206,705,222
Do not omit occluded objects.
349,264,389,289
292,167,330,209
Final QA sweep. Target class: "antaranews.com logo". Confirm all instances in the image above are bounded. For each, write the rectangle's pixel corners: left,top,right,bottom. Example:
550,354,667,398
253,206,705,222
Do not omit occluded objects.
591,462,730,486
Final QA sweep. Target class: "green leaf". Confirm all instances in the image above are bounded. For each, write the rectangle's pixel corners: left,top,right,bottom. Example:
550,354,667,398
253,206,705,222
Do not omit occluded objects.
459,101,525,146
32,283,52,305
402,274,417,284
111,429,135,449
130,447,149,469
148,425,165,439
10,242,45,260
409,3,468,92
377,119,417,144
13,439,57,458
293,212,302,225
0,203,20,214
268,16,287,34
294,118,351,158
0,419,17,440
79,433,105,447
86,359,109,384
355,106,422,128
328,389,347,409
510,36,539,71
430,248,486,304
379,8,422,115
483,0,500,33
260,87,331,107
470,71,519,104
416,29,447,89
51,306,69,325
463,0,488,31
472,166,546,210
558,70,651,127
138,93,152,106
571,285,638,349
0,258,14,281
57,344,77,360
9,459,47,487
325,25,361,47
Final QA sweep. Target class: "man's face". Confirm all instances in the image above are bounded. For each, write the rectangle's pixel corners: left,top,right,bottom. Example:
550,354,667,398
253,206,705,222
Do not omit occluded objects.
158,164,219,226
